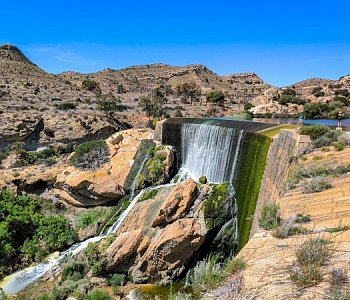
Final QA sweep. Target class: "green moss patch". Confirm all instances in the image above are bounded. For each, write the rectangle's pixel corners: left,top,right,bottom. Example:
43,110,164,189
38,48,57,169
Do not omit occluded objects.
201,183,229,230
234,133,271,250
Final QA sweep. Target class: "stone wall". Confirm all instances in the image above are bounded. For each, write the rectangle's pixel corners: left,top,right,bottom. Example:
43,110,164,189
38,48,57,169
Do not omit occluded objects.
249,129,311,238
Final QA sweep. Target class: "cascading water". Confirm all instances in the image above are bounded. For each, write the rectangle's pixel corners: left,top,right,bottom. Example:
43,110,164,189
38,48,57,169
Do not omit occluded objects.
0,149,154,295
180,123,244,183
1,123,246,296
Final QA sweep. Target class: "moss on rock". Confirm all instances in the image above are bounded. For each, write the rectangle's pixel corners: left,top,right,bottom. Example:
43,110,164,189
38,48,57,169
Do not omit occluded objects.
234,133,271,250
201,183,229,231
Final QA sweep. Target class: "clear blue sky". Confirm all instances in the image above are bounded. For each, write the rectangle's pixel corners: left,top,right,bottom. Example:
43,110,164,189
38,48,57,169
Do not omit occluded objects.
2,0,350,86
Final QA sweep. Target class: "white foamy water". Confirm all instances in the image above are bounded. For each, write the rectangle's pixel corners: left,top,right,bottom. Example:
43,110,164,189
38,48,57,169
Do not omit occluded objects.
181,123,244,183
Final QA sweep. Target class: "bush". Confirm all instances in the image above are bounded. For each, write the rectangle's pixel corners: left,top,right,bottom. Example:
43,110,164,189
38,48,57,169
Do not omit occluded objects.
244,103,254,110
303,103,331,119
329,266,348,286
273,218,305,239
259,203,281,230
70,140,109,170
206,90,225,105
277,95,306,105
302,177,332,194
190,254,224,293
20,147,58,166
55,102,77,111
290,238,332,287
299,125,330,140
75,209,112,229
296,238,332,267
61,261,87,281
334,142,345,151
223,257,245,275
108,273,126,294
313,130,338,148
281,88,296,97
84,242,106,276
140,189,158,201
289,264,323,287
84,290,112,300
0,190,76,279
82,80,101,94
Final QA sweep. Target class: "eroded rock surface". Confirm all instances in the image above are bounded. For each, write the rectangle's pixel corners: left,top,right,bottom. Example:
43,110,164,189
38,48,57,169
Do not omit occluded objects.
106,179,233,284
54,129,152,206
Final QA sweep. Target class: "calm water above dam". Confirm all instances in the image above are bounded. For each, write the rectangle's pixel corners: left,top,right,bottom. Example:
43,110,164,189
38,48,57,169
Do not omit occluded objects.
254,118,350,130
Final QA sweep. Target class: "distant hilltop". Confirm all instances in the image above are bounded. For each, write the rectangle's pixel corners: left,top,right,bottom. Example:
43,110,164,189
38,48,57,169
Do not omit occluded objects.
0,44,349,119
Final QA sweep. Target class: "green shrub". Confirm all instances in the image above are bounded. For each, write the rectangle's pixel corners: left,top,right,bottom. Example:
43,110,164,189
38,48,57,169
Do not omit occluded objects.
75,209,112,229
206,90,225,105
290,238,332,287
334,142,345,151
302,177,332,194
0,190,76,279
82,80,101,94
303,103,331,119
84,290,112,300
299,125,330,140
55,102,77,111
140,189,158,201
223,256,245,275
244,103,254,110
278,95,306,105
296,238,332,267
281,88,296,96
313,130,338,148
108,273,126,294
289,264,323,287
70,140,109,170
273,219,305,239
324,225,350,233
84,242,106,276
20,147,58,165
295,214,311,224
61,261,87,281
259,203,281,230
190,254,224,293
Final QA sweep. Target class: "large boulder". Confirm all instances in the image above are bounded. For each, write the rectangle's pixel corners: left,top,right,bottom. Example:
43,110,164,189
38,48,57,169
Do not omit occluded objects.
152,179,198,226
105,179,232,284
131,218,206,283
54,129,152,206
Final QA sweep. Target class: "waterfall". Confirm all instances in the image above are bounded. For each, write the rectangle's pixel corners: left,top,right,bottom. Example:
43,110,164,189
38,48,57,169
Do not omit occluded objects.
0,124,246,295
180,123,244,183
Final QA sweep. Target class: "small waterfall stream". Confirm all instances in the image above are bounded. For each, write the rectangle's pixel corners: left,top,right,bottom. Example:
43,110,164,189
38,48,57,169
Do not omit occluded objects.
0,149,153,295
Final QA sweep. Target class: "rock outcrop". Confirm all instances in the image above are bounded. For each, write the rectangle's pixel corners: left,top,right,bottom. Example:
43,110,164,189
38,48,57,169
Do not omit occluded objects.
54,129,152,206
105,178,233,284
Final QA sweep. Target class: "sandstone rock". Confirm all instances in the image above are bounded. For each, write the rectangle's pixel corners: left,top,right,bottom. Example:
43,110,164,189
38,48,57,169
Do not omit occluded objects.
54,129,151,206
131,218,206,283
152,178,198,227
106,228,154,272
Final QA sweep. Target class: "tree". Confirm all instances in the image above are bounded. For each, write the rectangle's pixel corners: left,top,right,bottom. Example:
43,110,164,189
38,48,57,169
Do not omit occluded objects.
82,79,101,95
207,90,225,105
97,93,127,118
176,82,201,105
174,105,184,117
138,88,168,120
117,84,125,94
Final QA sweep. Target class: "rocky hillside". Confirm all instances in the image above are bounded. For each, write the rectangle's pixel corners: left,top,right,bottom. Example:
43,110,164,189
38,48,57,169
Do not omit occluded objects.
1,43,350,131
251,75,350,116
